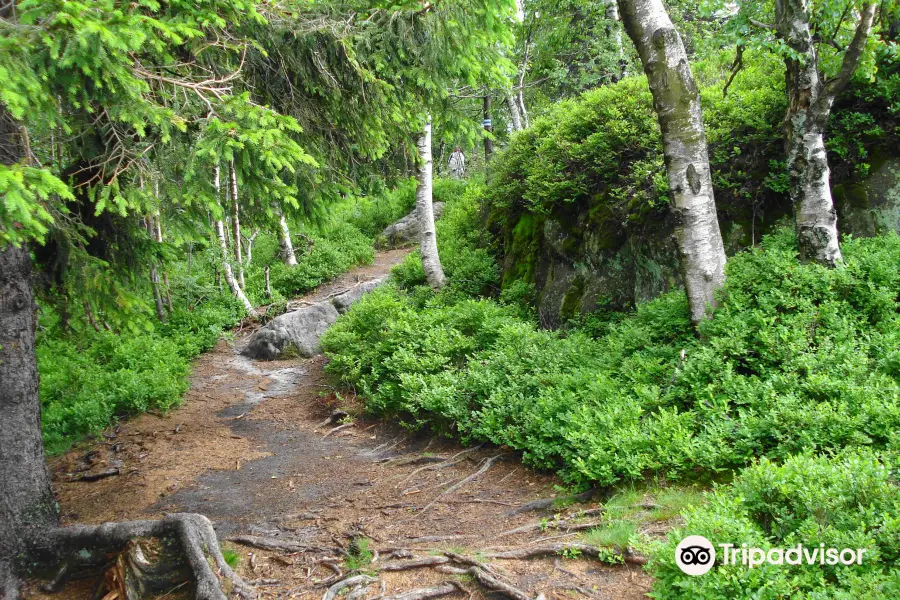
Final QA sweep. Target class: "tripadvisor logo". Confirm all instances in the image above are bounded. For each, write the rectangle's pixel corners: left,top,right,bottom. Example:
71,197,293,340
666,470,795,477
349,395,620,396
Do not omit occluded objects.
675,535,869,576
675,535,716,576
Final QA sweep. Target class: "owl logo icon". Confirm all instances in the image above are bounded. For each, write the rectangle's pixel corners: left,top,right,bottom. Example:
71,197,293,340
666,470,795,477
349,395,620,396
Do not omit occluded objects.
675,535,716,576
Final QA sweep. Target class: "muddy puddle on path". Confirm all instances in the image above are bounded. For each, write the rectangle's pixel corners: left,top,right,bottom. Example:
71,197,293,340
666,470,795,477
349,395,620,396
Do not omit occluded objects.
46,249,654,600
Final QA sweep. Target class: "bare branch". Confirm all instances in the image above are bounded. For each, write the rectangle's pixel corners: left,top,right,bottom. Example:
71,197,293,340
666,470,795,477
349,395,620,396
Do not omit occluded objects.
825,2,877,98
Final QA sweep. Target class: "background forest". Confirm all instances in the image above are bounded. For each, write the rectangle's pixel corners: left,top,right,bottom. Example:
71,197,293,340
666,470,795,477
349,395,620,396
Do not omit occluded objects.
2,0,900,598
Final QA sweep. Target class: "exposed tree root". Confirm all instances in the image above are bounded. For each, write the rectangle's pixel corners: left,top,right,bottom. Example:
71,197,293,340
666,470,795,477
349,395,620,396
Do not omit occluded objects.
378,556,451,571
20,513,256,600
502,489,596,517
322,574,377,600
382,582,460,600
399,444,484,485
496,508,604,538
228,534,327,554
486,543,648,566
414,455,502,516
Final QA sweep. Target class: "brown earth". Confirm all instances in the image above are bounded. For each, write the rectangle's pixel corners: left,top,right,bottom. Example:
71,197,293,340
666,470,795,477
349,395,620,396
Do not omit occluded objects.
37,249,653,600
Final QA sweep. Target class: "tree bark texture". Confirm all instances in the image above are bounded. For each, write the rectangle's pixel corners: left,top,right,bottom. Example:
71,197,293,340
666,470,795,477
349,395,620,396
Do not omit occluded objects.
606,0,627,77
279,214,298,266
229,161,245,289
0,106,59,591
775,0,875,266
146,215,167,323
617,0,727,324
214,165,255,314
416,120,446,289
506,94,524,131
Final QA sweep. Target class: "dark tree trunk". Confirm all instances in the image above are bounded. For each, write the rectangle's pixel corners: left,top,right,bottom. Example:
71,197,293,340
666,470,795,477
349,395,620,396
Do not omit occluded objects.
0,245,59,570
0,105,59,593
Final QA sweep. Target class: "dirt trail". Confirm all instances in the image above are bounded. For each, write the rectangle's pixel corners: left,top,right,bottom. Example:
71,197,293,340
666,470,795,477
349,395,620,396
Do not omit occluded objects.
47,249,652,600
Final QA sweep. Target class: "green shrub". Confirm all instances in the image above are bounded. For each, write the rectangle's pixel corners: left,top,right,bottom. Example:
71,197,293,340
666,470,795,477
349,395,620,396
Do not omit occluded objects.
260,223,374,299
650,450,900,599
325,231,900,486
39,331,191,454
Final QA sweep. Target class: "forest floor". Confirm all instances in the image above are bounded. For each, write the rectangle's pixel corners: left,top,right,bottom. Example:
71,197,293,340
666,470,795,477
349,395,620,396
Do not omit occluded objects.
38,249,654,600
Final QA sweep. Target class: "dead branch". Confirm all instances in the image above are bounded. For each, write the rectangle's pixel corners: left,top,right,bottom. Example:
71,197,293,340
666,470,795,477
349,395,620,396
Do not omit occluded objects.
323,422,356,439
69,467,120,482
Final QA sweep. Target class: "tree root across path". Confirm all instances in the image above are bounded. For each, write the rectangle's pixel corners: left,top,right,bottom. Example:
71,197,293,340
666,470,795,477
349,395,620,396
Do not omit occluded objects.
12,513,254,600
293,543,650,600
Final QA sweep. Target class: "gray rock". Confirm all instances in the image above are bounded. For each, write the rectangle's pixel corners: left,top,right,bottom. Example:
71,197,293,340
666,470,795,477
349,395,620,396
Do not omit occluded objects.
331,277,388,314
241,302,339,360
376,202,445,248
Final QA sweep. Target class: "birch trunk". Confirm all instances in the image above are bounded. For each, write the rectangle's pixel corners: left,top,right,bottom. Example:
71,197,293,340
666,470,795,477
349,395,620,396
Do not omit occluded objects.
416,119,446,289
518,89,530,129
617,0,727,324
774,0,876,267
278,214,298,266
146,216,167,323
214,166,255,314
507,94,524,131
244,230,258,266
229,161,245,288
153,181,172,311
606,0,626,78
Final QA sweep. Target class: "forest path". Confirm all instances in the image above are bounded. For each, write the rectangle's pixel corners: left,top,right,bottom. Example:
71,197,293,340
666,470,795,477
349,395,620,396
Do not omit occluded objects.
48,249,652,600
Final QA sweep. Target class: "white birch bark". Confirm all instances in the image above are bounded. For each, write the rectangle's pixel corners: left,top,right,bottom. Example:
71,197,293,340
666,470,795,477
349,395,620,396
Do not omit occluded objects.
774,0,876,267
606,0,626,77
244,230,258,266
152,179,172,311
416,119,446,289
507,94,524,131
214,165,255,314
146,215,166,323
278,213,298,266
617,0,727,324
229,161,245,288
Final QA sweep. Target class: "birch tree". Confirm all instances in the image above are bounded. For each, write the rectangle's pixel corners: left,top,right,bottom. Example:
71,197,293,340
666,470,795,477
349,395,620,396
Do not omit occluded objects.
617,0,728,324
214,165,256,315
719,0,881,266
775,0,876,266
278,213,299,266
229,160,246,288
507,93,525,131
416,119,446,289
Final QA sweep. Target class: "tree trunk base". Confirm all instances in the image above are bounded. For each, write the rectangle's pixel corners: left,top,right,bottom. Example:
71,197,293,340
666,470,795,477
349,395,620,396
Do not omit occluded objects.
4,514,254,600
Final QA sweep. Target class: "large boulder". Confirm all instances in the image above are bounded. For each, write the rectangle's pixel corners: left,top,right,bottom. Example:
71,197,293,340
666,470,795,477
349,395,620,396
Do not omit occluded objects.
376,202,445,248
241,302,339,360
331,277,388,314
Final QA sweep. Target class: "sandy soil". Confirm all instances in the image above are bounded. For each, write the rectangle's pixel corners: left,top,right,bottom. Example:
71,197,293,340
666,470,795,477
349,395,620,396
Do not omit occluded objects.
38,249,653,600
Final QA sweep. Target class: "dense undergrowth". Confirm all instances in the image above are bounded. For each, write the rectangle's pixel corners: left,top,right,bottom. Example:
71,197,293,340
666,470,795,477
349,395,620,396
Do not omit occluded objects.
323,180,900,597
325,227,899,485
37,183,418,454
